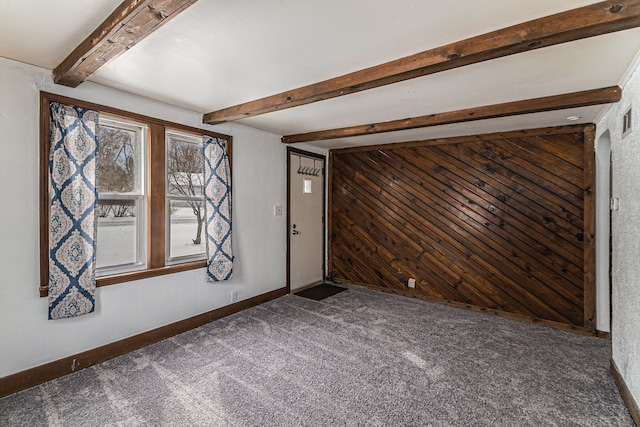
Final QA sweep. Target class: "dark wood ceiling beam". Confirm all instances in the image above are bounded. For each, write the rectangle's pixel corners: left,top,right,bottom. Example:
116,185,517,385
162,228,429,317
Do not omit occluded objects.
203,0,640,125
329,124,594,155
282,86,622,143
54,0,198,87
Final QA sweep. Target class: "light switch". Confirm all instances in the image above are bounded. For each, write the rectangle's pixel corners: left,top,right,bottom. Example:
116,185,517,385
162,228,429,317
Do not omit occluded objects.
274,205,283,216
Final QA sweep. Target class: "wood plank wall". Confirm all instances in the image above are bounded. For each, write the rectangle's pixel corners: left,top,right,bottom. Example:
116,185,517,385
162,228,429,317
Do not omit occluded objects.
329,125,595,332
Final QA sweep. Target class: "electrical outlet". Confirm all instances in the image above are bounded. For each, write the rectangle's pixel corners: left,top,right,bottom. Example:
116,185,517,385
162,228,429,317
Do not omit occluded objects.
231,290,238,303
408,278,416,288
274,205,283,216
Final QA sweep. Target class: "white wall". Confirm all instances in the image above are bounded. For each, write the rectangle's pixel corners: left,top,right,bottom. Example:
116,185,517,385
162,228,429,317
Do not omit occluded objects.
596,55,640,408
0,57,287,378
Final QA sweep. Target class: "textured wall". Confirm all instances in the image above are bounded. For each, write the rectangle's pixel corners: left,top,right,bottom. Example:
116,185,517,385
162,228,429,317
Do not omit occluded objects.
596,56,640,407
0,57,287,377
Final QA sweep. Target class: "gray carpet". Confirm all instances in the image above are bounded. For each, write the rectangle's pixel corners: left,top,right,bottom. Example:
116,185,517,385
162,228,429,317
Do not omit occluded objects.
0,286,632,426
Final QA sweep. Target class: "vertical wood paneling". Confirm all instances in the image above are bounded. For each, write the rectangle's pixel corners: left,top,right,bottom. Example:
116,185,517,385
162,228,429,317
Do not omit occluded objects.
329,126,594,329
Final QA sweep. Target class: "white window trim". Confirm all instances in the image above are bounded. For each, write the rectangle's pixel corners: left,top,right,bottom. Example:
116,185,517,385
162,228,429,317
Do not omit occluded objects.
95,117,148,276
165,130,207,265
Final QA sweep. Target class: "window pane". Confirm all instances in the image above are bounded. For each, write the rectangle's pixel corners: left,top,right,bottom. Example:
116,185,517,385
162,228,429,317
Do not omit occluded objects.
169,200,206,259
97,124,140,193
96,200,140,269
167,136,204,197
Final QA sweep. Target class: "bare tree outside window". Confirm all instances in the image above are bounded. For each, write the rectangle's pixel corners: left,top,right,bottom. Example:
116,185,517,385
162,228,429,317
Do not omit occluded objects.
97,126,137,218
95,119,146,270
167,135,205,246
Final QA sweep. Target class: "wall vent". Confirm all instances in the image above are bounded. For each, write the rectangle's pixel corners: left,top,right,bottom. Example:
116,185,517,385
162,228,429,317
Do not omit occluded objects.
622,106,632,139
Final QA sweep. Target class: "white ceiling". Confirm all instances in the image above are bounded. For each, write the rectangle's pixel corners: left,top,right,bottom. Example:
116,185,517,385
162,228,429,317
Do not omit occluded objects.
1,0,639,149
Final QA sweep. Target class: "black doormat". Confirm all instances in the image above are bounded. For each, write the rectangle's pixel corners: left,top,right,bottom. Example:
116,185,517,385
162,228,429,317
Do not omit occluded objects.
294,283,348,301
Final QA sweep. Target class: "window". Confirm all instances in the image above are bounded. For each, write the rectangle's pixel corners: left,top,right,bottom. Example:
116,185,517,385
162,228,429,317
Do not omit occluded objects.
39,92,232,296
96,117,147,275
166,130,206,263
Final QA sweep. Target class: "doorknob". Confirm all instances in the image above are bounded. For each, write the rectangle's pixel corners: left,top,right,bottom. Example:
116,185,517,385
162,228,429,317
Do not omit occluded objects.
292,224,300,235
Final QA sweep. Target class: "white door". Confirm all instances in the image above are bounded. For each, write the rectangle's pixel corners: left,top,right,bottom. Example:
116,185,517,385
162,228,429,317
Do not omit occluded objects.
289,150,325,291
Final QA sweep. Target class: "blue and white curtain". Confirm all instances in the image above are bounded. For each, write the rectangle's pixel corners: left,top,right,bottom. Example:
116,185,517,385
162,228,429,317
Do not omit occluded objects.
48,102,99,319
203,136,233,281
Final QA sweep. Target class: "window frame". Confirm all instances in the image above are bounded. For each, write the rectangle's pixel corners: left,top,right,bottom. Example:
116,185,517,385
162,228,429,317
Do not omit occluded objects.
165,129,207,265
95,116,148,275
39,92,232,297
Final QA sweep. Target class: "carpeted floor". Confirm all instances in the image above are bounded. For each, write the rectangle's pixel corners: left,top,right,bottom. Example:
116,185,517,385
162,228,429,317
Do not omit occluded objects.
0,286,633,426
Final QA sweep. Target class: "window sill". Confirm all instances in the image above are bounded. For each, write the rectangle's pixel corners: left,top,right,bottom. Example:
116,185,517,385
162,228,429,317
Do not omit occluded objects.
98,260,207,287
39,260,206,297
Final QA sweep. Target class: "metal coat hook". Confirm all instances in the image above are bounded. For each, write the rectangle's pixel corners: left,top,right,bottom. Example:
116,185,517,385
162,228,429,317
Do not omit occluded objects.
296,155,322,176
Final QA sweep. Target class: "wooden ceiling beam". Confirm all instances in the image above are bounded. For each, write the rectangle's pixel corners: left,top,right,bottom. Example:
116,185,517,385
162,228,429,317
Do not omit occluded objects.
203,0,640,125
329,124,595,155
54,0,198,87
281,86,622,143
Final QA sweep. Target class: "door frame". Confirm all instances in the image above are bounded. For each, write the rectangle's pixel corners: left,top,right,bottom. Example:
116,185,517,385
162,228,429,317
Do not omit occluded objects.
286,147,327,293
595,130,612,334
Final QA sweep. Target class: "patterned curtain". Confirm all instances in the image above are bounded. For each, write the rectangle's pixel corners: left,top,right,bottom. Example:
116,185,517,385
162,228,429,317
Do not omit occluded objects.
203,136,233,281
48,102,99,319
